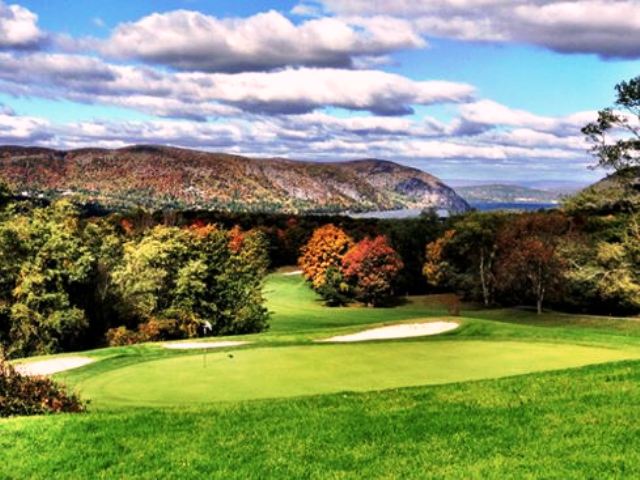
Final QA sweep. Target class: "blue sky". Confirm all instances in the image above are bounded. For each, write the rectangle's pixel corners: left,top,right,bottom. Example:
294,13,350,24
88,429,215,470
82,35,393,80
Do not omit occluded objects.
0,0,639,186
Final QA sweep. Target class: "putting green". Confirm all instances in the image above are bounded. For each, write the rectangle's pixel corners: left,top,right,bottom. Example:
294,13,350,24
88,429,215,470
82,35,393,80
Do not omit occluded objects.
77,340,638,407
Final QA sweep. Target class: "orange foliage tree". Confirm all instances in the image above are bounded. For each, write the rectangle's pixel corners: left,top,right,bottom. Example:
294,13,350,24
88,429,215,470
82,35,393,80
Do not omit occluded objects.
342,236,404,307
299,224,353,289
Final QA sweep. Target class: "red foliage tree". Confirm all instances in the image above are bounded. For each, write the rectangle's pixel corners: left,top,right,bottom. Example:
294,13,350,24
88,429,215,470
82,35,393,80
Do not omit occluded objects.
496,212,570,314
228,225,245,253
299,224,353,289
342,236,404,307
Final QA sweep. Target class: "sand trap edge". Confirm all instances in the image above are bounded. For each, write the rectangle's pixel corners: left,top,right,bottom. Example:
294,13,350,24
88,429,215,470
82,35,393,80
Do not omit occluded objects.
14,356,96,376
318,321,460,343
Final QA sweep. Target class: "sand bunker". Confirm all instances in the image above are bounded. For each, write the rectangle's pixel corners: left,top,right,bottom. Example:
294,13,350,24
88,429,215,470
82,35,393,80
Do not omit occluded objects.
163,341,249,350
15,356,95,376
320,321,459,343
283,270,302,276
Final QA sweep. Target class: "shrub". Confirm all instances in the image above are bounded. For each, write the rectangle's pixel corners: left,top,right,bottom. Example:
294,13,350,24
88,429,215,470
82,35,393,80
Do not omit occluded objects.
316,266,351,306
137,318,183,341
0,355,85,417
105,326,141,346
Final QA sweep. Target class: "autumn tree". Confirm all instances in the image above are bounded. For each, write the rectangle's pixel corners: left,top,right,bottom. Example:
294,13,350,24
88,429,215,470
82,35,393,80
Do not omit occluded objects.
342,236,404,307
2,201,95,356
112,224,269,337
299,224,353,289
423,230,455,288
495,212,571,314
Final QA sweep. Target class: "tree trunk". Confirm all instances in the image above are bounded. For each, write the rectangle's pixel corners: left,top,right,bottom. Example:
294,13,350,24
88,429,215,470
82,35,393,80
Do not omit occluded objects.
479,250,490,307
536,266,545,314
536,297,543,315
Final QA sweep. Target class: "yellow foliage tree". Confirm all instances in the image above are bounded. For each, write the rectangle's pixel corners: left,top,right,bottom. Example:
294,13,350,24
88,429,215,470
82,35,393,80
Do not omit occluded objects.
423,230,456,287
298,224,353,289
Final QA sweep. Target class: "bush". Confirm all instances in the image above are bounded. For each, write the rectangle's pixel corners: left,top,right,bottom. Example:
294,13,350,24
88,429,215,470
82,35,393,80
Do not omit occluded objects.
137,318,183,341
0,355,85,417
316,266,351,306
105,326,141,346
106,318,188,346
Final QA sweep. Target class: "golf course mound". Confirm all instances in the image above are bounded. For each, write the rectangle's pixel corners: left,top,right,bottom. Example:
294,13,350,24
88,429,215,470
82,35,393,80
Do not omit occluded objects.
320,321,459,342
15,357,95,376
76,340,639,407
163,341,249,350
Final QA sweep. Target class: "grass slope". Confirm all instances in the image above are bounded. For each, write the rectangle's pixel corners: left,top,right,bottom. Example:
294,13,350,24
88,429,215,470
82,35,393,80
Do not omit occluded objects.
264,273,449,333
2,271,640,479
3,362,640,479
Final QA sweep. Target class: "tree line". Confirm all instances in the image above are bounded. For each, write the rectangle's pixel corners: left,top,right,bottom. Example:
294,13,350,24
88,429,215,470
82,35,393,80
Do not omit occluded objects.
0,193,270,358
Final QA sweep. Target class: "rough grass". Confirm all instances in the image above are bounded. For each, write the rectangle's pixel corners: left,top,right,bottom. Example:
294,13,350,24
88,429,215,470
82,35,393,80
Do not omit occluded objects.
2,361,640,479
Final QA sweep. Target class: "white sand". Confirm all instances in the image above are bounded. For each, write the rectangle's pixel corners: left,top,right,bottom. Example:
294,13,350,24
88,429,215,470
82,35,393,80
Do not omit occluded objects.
14,356,95,376
320,321,459,343
283,270,302,276
163,341,249,350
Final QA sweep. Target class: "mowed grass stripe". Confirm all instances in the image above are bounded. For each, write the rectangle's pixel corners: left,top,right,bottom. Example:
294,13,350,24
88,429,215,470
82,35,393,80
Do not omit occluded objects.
77,340,639,407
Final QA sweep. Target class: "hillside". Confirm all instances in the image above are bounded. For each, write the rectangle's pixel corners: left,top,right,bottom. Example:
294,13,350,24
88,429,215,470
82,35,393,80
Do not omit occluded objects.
564,168,640,213
456,184,562,204
0,145,470,214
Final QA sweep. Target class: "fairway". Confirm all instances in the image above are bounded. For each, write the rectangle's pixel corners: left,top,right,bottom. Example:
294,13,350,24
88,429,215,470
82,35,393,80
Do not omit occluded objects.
77,340,639,407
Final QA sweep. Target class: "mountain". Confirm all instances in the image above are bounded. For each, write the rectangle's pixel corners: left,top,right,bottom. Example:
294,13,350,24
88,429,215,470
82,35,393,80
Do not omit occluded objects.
0,145,470,214
456,184,562,204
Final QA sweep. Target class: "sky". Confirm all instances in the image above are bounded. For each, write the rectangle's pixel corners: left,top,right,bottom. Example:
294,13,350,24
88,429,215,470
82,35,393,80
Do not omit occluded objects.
0,1,639,186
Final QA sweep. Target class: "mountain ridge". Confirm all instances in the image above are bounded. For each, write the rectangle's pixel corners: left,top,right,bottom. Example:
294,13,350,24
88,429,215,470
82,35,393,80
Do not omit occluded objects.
456,184,562,204
0,145,470,214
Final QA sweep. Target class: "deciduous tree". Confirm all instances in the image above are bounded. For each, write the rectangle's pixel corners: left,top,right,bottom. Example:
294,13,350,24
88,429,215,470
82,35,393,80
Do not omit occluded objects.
583,76,640,174
342,236,403,307
496,212,570,314
299,224,353,289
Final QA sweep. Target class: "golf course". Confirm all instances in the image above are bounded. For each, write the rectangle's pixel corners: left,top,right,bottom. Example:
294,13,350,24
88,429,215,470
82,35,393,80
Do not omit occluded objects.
3,271,640,478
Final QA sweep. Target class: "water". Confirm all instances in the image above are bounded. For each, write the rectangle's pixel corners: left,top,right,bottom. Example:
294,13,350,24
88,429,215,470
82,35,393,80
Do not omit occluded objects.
470,202,559,212
348,208,448,219
347,203,558,219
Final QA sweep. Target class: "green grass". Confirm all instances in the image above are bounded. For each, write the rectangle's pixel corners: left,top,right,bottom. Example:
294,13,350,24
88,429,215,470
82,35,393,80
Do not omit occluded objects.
77,341,639,407
3,362,640,479
264,273,450,333
3,271,640,479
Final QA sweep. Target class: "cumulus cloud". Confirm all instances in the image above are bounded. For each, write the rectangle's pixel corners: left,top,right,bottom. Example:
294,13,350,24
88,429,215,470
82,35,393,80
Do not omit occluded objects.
310,0,640,59
0,111,51,143
0,100,590,167
0,52,475,117
0,1,43,48
102,9,425,72
452,100,597,137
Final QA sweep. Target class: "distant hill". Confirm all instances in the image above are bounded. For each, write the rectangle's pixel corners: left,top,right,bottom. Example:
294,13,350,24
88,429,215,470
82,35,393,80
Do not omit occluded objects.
456,184,562,204
564,168,640,213
0,145,470,214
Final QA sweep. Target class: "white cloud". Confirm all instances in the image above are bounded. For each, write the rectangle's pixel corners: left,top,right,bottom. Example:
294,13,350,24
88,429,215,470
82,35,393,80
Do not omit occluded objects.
310,0,640,59
0,52,475,117
0,111,51,142
102,9,425,72
452,100,597,136
0,0,43,48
